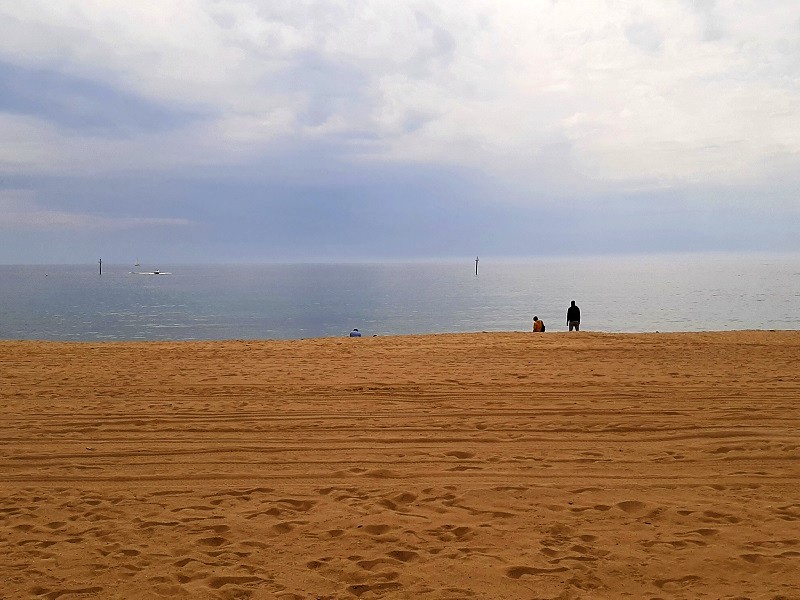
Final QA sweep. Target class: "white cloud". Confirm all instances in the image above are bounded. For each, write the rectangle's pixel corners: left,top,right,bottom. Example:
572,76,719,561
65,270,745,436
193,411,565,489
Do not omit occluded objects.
1,0,799,195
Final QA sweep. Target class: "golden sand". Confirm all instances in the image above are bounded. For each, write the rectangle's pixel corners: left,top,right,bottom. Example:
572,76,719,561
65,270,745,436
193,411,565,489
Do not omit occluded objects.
1,332,799,599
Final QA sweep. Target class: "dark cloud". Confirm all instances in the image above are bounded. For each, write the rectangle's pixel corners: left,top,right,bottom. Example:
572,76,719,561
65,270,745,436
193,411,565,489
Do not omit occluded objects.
5,161,797,265
0,62,207,136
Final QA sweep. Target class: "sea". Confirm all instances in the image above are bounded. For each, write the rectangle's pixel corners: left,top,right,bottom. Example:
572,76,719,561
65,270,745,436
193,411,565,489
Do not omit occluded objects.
1,253,799,341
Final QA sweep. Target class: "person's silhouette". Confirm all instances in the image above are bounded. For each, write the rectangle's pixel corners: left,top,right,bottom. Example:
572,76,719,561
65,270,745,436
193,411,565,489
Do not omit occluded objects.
567,301,580,331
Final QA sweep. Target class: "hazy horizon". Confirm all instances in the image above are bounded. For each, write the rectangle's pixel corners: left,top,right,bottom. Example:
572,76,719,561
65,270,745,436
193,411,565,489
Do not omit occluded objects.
5,249,800,267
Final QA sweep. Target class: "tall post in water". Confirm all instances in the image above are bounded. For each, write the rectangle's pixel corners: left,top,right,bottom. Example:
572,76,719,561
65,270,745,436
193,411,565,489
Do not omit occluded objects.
99,258,102,275
475,256,479,276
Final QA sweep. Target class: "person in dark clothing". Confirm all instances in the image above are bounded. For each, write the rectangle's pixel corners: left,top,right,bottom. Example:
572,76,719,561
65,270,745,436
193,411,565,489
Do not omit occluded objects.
567,300,580,331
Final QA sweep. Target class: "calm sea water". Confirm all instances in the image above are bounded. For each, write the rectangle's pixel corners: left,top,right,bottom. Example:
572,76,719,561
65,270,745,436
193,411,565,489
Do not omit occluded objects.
1,254,799,340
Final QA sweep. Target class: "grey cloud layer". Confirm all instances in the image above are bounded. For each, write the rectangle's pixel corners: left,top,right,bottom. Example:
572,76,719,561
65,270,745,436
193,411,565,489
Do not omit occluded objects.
1,1,799,261
2,1,798,182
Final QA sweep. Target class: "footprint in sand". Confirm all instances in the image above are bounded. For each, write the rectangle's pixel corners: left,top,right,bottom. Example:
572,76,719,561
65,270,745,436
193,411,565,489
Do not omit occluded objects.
450,526,473,540
324,529,345,538
271,522,294,534
386,550,419,562
444,450,475,459
424,524,458,542
616,500,647,514
680,528,718,538
363,524,392,535
197,536,228,547
654,575,701,590
701,510,741,524
191,524,230,535
775,504,800,521
173,557,202,568
348,582,402,597
379,492,418,511
569,504,612,513
276,499,316,512
363,469,399,479
206,575,264,589
505,566,568,579
392,492,417,504
32,586,103,599
356,558,394,571
740,553,768,563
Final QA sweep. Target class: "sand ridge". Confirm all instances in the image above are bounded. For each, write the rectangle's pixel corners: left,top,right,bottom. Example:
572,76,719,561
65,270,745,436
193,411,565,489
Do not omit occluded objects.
1,331,799,599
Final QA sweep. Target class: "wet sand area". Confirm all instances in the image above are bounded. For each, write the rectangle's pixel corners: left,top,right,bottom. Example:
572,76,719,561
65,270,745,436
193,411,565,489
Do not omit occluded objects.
1,331,799,599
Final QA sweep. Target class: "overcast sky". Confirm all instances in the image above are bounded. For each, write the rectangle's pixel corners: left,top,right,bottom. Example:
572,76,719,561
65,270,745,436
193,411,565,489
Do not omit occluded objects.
1,0,799,263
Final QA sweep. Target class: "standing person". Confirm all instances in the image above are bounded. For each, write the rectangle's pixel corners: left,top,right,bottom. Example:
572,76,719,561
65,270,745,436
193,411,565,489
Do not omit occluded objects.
566,300,580,331
532,316,545,332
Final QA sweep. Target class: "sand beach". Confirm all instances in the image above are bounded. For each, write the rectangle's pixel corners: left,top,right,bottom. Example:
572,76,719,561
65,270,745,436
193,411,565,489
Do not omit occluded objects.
1,331,799,599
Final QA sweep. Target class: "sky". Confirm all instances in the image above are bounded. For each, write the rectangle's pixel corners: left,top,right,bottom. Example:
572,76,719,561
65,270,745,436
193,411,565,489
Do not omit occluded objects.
1,0,799,264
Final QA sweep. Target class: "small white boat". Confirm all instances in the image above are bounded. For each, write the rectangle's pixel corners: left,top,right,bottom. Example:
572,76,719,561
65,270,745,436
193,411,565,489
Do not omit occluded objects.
134,269,172,275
